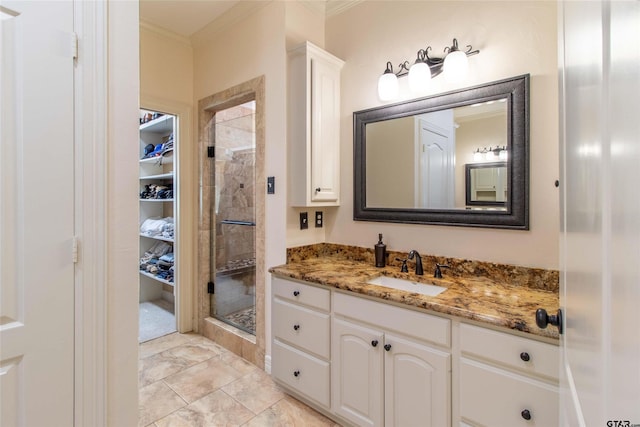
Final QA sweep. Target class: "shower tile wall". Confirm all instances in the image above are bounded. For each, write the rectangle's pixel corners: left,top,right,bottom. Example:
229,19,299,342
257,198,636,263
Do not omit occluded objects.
215,105,255,270
214,104,256,319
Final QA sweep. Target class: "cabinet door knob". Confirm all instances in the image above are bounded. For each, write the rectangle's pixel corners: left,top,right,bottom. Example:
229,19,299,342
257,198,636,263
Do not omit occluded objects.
384,344,392,351
371,340,378,347
520,352,531,362
293,324,300,331
293,370,300,377
315,187,321,193
521,409,532,420
535,308,563,334
293,291,300,297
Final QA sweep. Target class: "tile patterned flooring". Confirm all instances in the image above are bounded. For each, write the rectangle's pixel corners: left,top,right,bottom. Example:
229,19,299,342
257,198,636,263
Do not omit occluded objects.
139,332,340,426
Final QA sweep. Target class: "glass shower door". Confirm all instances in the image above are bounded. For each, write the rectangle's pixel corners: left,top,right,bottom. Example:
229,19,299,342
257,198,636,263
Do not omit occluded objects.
210,100,256,335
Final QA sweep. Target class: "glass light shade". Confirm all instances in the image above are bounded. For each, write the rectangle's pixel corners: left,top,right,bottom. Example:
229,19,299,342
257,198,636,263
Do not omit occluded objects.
378,72,399,101
485,148,497,160
499,149,508,160
443,50,469,83
408,62,431,93
473,150,483,162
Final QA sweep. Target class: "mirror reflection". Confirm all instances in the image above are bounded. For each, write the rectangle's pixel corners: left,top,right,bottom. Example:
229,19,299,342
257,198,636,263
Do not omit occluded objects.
365,100,507,209
465,162,507,208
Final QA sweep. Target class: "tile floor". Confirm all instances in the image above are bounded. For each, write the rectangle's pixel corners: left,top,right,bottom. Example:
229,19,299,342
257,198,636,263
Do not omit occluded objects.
139,332,341,426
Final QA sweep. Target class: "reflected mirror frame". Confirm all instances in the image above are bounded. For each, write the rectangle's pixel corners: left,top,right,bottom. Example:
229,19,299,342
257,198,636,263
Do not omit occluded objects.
353,74,529,229
465,161,508,207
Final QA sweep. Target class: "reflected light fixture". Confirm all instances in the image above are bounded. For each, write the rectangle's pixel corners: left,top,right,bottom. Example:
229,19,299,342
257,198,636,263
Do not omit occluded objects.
473,146,507,162
377,38,480,101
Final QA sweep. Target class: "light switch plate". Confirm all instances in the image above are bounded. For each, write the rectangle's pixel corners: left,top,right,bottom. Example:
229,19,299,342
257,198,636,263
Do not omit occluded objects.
267,176,275,194
300,212,308,230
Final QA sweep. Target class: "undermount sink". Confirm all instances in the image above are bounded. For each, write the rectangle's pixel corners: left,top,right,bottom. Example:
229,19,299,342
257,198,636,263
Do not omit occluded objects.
367,275,447,297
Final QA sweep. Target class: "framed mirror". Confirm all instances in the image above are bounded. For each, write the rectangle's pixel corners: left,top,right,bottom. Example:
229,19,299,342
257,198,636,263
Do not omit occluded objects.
465,161,507,207
354,74,529,229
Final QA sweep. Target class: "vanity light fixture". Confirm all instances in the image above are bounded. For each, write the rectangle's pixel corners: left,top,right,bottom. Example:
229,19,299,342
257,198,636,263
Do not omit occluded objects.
473,145,509,162
377,38,480,101
473,146,507,162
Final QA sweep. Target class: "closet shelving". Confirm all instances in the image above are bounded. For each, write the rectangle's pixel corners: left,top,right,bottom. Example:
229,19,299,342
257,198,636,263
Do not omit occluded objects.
139,111,177,303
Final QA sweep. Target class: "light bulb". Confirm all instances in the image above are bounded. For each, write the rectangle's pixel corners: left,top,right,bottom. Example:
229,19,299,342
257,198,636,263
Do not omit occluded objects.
408,61,431,93
378,63,399,101
443,50,469,83
485,147,496,160
473,149,483,162
499,148,508,161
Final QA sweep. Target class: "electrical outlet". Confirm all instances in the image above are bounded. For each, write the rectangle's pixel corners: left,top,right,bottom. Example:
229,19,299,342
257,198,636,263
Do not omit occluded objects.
299,212,308,230
315,211,323,228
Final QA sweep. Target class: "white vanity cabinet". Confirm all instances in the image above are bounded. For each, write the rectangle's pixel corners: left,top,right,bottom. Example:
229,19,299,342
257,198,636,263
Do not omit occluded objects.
332,293,451,427
270,275,559,427
271,277,331,408
458,323,559,427
288,41,344,207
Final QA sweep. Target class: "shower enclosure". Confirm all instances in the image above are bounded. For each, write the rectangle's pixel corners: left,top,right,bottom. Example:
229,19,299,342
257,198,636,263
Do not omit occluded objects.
210,100,256,335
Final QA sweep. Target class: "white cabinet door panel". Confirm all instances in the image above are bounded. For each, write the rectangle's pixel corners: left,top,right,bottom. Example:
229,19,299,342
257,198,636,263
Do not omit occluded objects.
384,333,451,427
332,317,383,427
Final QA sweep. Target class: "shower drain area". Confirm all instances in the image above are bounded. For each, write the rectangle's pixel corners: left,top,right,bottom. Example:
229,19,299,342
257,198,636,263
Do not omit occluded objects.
213,262,256,335
222,306,255,335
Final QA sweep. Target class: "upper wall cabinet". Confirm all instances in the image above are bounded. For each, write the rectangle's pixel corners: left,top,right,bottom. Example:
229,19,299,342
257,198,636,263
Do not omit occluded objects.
288,41,344,207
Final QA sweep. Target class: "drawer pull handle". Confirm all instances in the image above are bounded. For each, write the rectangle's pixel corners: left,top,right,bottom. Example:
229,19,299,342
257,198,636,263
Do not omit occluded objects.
520,352,531,362
293,370,300,377
384,344,392,351
371,340,378,347
293,324,300,331
521,409,531,420
293,291,300,297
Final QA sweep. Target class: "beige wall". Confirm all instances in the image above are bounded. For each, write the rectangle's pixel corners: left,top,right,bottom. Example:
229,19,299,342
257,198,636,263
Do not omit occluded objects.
325,1,559,269
366,117,415,208
192,1,289,357
140,25,193,105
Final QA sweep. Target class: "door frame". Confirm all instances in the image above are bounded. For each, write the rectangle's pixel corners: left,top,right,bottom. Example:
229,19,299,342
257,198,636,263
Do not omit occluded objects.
74,0,141,425
74,1,108,425
140,95,195,333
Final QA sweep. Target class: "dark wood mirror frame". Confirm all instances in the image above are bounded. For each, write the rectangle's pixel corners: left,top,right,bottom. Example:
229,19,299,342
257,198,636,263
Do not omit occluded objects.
353,74,529,229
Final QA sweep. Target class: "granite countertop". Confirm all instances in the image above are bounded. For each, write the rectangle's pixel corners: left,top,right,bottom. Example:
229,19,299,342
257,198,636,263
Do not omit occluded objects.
269,255,560,340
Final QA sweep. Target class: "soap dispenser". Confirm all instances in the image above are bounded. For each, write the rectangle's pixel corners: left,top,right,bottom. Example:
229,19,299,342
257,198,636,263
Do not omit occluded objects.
375,233,386,267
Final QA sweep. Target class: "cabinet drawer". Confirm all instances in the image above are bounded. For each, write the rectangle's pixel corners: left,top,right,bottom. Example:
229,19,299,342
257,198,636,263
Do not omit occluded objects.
460,323,558,380
272,276,330,311
334,292,450,348
460,358,559,427
273,297,330,359
272,339,330,408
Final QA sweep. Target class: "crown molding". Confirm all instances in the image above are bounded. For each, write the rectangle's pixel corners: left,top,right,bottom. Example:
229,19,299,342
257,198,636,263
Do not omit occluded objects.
298,0,326,17
140,19,192,46
190,1,271,47
325,0,364,18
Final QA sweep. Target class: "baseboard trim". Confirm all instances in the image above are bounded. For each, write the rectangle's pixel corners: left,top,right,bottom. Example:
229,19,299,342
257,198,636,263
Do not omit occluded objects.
264,354,272,374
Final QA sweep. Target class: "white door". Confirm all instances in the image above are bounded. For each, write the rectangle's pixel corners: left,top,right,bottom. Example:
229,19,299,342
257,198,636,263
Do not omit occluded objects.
331,318,383,427
415,111,455,209
384,333,450,427
0,1,75,426
559,1,640,425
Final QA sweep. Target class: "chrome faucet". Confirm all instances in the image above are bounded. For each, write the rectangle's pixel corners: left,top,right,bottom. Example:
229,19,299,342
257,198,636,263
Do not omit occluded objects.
407,250,424,275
